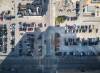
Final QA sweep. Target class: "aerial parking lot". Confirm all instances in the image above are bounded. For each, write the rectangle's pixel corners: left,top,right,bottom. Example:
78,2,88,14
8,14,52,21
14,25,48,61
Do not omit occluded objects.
0,0,100,73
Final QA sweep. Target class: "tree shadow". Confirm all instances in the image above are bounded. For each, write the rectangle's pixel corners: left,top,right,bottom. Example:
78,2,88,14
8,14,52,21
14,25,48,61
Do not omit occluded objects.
0,31,43,73
57,56,100,71
0,26,100,73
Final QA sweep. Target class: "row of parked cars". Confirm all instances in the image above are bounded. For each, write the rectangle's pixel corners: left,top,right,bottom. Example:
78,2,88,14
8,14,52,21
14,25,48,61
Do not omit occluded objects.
18,33,35,56
10,24,15,51
64,37,100,46
17,0,44,16
19,22,47,32
0,10,15,20
55,51,97,57
0,25,7,53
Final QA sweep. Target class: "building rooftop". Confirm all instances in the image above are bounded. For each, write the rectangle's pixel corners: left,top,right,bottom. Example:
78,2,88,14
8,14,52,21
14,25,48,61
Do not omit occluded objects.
85,0,100,6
